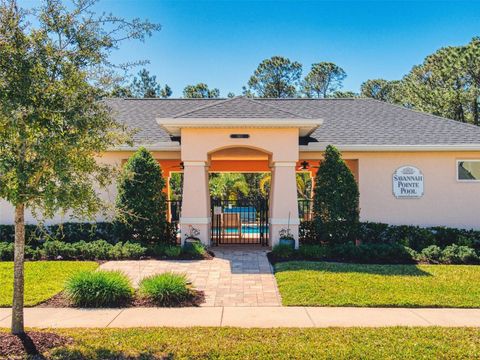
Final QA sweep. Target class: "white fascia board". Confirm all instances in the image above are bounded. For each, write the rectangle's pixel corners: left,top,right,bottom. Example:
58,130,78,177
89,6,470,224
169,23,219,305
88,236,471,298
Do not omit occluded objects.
156,118,323,137
300,144,480,152
109,142,181,152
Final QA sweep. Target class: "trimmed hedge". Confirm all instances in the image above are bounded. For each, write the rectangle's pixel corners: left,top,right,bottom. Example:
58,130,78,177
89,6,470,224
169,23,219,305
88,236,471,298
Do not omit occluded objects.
0,222,115,244
0,240,146,261
300,220,480,252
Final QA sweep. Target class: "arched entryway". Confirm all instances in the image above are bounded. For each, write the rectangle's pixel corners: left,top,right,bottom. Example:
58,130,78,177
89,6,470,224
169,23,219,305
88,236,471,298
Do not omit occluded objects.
178,127,301,248
208,146,271,246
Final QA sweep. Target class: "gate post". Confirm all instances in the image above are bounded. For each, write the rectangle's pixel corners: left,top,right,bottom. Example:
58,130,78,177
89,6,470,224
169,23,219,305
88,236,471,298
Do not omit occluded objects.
179,161,211,246
269,161,300,248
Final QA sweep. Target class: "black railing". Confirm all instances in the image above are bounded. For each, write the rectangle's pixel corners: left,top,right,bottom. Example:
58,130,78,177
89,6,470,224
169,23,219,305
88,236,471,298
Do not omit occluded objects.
211,198,269,246
298,198,313,222
167,199,182,244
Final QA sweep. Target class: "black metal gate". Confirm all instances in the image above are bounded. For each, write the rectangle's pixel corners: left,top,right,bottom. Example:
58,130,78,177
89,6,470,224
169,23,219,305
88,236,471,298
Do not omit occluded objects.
211,199,269,246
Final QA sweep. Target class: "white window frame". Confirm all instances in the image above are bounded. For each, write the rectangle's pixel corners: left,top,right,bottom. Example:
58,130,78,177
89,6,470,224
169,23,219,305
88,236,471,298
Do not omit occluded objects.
456,159,480,182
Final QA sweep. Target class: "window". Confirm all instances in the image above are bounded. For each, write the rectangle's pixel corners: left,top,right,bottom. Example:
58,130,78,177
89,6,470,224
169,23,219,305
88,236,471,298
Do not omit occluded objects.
457,160,480,181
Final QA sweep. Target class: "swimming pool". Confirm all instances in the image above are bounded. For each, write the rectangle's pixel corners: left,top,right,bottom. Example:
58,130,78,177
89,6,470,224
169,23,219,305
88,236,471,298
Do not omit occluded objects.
216,224,269,234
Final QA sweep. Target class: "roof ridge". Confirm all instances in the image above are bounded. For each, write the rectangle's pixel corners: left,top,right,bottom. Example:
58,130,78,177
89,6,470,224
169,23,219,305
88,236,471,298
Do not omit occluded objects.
243,97,313,118
172,97,238,118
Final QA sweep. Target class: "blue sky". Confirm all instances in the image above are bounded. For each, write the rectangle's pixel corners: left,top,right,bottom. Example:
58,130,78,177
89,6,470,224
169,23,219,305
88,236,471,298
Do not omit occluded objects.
24,0,480,97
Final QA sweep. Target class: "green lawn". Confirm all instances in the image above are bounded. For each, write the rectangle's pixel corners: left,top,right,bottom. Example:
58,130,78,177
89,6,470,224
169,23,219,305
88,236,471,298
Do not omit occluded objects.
0,261,98,306
11,327,479,359
275,261,480,307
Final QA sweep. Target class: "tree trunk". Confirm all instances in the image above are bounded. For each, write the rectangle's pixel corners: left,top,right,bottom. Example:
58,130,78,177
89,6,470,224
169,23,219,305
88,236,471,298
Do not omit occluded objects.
11,203,25,335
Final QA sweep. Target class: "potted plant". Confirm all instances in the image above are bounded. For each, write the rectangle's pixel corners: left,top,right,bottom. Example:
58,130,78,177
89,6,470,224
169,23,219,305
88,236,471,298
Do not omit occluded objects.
279,228,295,248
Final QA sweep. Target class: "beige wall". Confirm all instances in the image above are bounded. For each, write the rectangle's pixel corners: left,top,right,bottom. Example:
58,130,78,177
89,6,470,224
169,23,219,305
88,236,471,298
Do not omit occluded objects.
0,151,180,225
303,151,480,229
1,147,480,231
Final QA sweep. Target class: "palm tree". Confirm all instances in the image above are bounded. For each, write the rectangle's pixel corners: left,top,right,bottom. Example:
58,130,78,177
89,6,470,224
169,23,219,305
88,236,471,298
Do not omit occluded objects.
209,173,249,201
259,172,312,199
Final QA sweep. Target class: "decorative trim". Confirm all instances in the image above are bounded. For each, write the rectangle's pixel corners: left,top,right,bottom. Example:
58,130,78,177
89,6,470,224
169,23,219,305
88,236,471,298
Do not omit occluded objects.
109,142,181,152
300,144,480,152
182,161,208,167
271,162,297,167
180,217,211,224
156,118,323,137
269,218,300,225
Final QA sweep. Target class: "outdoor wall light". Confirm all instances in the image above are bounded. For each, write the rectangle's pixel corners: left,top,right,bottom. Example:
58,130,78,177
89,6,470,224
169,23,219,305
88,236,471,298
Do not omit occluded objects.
298,161,310,171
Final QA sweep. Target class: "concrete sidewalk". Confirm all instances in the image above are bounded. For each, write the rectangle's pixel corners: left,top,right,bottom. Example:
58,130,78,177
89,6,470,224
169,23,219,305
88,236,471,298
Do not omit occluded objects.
1,307,480,328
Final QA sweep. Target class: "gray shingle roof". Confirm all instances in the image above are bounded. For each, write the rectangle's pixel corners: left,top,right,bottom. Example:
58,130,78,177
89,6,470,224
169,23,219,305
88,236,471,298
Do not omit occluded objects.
105,97,480,147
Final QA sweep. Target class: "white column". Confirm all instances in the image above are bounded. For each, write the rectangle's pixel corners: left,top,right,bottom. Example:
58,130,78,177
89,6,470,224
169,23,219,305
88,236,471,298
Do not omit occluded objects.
269,162,300,248
180,161,210,246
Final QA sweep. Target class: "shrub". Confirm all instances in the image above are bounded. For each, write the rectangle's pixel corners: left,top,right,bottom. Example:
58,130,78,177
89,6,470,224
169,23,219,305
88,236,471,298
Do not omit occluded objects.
329,243,415,264
313,145,359,245
148,243,181,258
42,240,76,259
419,245,443,263
114,147,167,244
0,242,14,261
182,241,206,258
297,244,328,260
119,242,146,259
49,222,115,243
65,270,133,307
298,221,318,245
139,272,191,306
164,245,182,257
271,244,296,260
441,244,479,264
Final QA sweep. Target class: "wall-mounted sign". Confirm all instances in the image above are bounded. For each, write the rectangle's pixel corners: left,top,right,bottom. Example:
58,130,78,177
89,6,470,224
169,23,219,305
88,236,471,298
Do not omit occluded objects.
393,166,424,198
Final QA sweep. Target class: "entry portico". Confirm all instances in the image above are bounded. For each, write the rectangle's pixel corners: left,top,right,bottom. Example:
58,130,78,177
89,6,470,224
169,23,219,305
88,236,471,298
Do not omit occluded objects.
157,101,323,247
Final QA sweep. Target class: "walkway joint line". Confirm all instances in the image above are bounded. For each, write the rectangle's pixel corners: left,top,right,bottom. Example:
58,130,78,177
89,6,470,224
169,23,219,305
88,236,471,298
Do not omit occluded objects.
105,309,124,328
408,309,434,325
220,306,225,326
304,307,316,327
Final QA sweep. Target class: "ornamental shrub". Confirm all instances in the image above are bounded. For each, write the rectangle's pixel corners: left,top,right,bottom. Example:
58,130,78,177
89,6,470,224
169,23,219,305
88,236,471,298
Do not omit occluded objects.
419,245,443,263
313,145,359,245
441,244,479,264
297,244,328,260
139,272,191,306
271,244,296,260
65,270,133,307
0,242,14,260
114,147,167,244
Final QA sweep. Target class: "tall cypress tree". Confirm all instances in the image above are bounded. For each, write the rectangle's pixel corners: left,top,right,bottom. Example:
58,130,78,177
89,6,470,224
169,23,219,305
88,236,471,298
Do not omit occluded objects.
115,148,167,243
313,145,359,245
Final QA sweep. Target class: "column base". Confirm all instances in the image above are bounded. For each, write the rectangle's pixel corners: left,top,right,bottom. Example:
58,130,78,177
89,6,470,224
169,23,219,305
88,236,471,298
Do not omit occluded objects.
269,221,299,249
180,218,211,247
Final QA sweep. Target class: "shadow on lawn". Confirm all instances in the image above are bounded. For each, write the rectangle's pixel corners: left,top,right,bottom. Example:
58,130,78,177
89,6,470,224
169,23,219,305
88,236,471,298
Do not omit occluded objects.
51,348,172,359
275,261,432,277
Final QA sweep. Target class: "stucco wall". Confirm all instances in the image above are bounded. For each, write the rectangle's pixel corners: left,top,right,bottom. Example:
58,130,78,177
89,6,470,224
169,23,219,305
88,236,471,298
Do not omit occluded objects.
303,151,480,229
0,151,179,225
1,149,479,230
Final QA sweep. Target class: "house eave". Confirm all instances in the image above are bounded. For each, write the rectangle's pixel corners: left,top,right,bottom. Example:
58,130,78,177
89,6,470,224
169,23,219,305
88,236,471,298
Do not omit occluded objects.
300,144,480,152
156,117,323,137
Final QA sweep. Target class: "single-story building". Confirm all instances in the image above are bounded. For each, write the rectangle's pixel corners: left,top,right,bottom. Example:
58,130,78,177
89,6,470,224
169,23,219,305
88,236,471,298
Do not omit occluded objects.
1,96,480,248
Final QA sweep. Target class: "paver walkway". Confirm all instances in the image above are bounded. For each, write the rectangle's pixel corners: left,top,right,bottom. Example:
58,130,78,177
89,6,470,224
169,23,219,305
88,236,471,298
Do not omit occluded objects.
2,307,480,328
99,246,281,307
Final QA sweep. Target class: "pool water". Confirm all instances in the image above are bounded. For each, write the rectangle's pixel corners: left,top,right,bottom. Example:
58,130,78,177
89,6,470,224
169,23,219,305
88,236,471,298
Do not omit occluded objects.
219,225,269,234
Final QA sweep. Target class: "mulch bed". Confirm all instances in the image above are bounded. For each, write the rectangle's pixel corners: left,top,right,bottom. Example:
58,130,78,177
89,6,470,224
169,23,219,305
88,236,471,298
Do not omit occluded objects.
37,290,205,308
0,331,71,358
